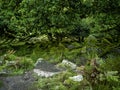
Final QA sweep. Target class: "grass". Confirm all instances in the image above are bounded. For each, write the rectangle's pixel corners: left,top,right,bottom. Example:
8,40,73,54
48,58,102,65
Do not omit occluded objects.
0,39,120,89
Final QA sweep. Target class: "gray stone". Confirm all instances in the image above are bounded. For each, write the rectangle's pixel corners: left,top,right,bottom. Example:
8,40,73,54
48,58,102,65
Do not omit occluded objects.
33,69,59,77
0,71,38,90
33,58,62,77
0,58,65,90
35,58,60,72
61,59,77,70
69,74,83,82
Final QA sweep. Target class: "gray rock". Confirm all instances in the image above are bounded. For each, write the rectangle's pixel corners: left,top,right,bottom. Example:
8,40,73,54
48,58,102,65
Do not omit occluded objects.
33,69,59,78
69,74,83,82
35,58,60,72
0,71,38,90
0,58,65,90
33,58,62,77
61,59,77,70
0,87,7,90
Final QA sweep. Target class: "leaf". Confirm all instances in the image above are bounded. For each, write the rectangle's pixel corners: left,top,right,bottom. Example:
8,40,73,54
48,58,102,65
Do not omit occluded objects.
102,38,112,45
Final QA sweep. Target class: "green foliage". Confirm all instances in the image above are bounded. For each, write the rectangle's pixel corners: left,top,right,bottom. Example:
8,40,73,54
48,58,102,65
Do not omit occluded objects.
0,0,120,46
82,55,120,90
100,71,119,82
0,50,34,75
100,56,120,73
36,71,90,90
0,0,120,89
81,35,99,60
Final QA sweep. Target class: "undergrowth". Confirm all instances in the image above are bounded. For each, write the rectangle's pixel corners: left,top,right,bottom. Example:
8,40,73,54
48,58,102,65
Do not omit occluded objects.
0,36,120,89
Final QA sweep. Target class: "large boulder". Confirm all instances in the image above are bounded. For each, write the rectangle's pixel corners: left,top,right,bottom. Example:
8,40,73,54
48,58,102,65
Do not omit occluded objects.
33,58,62,77
0,71,38,90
